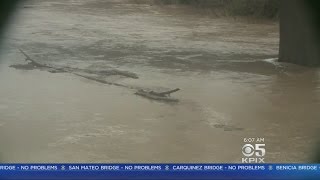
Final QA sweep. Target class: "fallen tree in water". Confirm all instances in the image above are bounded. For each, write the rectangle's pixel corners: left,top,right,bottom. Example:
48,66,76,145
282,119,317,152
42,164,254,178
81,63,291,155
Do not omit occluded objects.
12,49,180,103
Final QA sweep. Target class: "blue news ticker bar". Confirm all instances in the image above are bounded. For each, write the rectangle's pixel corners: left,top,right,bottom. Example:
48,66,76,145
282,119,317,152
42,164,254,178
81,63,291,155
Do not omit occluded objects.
0,164,319,179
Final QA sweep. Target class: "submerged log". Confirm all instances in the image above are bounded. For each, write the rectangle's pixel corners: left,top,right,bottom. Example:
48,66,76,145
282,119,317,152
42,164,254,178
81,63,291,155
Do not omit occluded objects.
154,88,180,96
135,89,180,102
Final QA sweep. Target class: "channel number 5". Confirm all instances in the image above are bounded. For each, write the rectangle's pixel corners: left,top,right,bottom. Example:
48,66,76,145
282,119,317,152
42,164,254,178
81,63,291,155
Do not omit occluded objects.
242,144,266,157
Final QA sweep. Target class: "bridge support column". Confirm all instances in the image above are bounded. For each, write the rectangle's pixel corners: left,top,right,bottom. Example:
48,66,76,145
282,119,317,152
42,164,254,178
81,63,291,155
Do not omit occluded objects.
279,0,320,66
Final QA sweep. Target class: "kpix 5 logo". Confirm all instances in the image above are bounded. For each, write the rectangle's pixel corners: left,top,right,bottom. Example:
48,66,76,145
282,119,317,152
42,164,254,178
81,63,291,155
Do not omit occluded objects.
241,138,265,163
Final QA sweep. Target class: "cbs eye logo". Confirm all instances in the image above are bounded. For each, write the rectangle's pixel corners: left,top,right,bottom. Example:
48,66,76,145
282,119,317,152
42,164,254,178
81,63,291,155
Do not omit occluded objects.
242,144,266,157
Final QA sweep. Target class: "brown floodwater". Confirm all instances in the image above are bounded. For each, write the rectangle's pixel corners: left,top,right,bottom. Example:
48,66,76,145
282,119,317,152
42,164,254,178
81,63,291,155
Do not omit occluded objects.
0,0,319,163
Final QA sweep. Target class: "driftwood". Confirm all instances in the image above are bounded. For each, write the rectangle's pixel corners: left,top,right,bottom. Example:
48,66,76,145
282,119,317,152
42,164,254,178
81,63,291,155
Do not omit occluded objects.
17,49,138,78
18,48,67,73
18,48,31,61
19,48,48,68
151,88,180,97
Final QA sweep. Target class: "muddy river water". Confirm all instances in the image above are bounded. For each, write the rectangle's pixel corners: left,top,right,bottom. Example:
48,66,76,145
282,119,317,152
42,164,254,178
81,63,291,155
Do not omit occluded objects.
0,0,319,163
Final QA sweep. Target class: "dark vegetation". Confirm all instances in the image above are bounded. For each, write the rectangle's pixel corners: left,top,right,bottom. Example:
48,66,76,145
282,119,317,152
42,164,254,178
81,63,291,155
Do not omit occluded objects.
131,0,279,18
